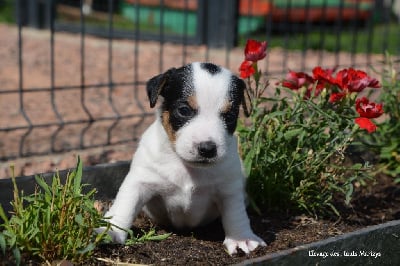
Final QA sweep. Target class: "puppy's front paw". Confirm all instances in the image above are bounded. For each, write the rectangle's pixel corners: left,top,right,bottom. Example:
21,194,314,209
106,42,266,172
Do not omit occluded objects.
95,226,127,244
223,234,266,255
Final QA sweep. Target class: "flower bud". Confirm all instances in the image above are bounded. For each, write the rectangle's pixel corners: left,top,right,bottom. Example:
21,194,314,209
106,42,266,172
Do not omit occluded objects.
349,92,358,102
320,88,327,100
299,86,307,99
391,69,397,83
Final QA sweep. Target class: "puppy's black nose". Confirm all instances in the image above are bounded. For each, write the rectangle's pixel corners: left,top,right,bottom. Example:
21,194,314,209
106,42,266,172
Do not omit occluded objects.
198,141,217,159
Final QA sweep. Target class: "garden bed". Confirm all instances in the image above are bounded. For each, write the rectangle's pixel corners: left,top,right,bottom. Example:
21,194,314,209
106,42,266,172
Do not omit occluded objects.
1,24,399,265
1,161,399,265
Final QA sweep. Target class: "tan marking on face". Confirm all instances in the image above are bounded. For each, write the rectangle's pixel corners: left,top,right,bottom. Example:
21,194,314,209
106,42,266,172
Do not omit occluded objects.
221,100,233,113
187,95,198,110
161,111,176,144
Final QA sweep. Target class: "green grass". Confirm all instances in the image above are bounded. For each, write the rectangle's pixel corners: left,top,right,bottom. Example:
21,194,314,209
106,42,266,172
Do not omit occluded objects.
241,23,400,55
0,158,112,264
0,157,171,265
0,0,14,23
57,9,180,36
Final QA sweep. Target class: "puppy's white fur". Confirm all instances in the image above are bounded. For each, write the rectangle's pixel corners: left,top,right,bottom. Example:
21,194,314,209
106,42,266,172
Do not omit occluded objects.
102,62,266,254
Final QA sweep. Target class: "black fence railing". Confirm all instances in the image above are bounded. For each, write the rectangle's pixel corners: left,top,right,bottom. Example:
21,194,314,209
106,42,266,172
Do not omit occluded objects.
0,0,399,162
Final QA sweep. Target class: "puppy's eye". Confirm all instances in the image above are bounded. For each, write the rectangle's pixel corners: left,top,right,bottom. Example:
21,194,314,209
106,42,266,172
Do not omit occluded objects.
176,104,194,118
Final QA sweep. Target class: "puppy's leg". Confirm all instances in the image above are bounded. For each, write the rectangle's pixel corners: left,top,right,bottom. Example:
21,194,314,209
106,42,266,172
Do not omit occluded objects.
100,168,155,244
219,190,266,255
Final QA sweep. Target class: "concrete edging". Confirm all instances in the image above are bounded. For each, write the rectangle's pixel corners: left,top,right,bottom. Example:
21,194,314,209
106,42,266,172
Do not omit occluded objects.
239,219,400,265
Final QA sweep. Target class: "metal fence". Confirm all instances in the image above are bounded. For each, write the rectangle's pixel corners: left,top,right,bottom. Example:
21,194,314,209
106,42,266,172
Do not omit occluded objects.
0,0,399,161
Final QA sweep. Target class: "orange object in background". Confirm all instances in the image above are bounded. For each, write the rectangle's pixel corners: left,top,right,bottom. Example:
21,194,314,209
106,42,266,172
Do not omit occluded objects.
239,0,272,16
239,0,373,22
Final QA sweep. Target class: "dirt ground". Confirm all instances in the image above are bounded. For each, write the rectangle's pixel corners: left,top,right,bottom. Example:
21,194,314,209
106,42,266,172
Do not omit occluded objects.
0,23,399,265
89,173,400,265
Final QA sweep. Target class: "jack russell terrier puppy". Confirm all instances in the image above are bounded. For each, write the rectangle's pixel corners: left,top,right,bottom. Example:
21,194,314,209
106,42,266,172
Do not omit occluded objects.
102,62,266,254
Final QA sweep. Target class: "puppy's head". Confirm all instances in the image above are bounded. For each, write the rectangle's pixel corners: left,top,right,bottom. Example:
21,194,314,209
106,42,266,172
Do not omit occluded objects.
147,62,247,167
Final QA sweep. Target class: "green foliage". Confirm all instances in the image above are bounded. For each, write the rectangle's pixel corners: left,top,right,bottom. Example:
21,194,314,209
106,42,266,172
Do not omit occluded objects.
364,54,400,182
125,228,171,245
0,0,15,24
241,23,400,55
238,87,372,216
0,157,112,265
237,39,386,217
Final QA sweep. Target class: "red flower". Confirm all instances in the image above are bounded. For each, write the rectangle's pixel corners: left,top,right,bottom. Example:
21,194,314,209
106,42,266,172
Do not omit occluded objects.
239,60,255,79
335,68,381,93
329,92,346,103
281,70,314,91
312,66,336,85
355,97,384,118
355,117,377,133
244,39,268,62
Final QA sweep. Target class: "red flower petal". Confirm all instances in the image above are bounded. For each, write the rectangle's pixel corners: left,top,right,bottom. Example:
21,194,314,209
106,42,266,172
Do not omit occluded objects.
335,68,381,92
281,70,314,90
329,92,346,103
244,39,268,62
312,66,336,85
355,117,377,133
239,60,255,79
355,97,384,118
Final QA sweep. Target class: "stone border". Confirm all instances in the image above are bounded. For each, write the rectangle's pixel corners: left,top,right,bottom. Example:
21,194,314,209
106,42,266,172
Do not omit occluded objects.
238,219,400,265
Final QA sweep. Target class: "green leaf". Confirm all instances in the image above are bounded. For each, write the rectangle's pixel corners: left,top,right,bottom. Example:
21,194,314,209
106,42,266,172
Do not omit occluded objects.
146,232,171,241
12,247,21,266
77,242,95,255
0,233,6,255
73,156,83,195
351,163,363,170
344,183,354,205
8,234,16,248
74,214,84,226
326,203,341,217
127,228,171,245
283,128,303,141
243,149,255,177
34,175,51,195
0,204,9,224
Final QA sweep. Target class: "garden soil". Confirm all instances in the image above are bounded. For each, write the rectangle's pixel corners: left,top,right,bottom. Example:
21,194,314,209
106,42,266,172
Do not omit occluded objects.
0,23,399,265
87,172,399,266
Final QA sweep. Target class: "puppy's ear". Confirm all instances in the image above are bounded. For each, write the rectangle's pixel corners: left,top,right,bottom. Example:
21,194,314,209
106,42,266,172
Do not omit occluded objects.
146,68,176,108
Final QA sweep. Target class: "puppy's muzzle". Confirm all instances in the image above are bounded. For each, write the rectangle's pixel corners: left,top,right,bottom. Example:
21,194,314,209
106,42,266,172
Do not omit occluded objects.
197,140,217,159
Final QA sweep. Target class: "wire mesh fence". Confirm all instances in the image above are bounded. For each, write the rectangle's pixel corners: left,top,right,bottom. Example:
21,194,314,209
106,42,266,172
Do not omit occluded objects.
0,0,399,162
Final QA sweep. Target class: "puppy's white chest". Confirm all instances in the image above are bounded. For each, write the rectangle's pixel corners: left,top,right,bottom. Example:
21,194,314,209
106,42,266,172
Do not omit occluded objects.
145,173,219,228
173,179,213,207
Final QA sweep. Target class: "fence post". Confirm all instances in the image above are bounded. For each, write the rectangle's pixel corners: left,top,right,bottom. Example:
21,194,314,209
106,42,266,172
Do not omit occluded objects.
201,0,239,48
16,0,52,28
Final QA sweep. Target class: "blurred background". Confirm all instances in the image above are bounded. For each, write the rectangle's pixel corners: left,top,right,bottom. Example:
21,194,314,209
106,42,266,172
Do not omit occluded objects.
0,0,399,177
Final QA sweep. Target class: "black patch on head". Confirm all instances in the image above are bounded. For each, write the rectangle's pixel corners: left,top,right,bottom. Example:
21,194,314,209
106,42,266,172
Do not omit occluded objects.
168,100,197,132
146,64,197,132
221,76,246,134
200,63,221,75
147,63,247,136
